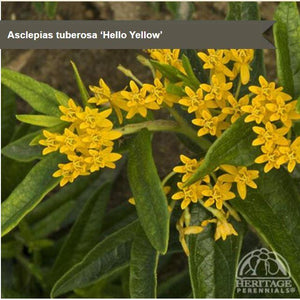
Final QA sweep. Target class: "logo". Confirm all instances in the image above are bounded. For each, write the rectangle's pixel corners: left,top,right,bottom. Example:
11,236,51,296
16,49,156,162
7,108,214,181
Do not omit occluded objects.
236,248,296,295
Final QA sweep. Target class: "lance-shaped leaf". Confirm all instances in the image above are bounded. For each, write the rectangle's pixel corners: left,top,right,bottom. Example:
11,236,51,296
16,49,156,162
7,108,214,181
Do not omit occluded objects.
127,129,169,253
16,114,65,127
2,131,43,162
1,86,16,147
130,227,159,298
50,182,112,283
50,220,139,298
274,2,300,98
188,204,245,298
1,68,68,116
231,166,300,290
70,61,90,106
1,153,63,236
185,117,260,186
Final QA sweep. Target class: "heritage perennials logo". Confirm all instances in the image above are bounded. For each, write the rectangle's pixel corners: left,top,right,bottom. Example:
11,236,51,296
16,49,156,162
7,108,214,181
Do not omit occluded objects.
236,248,296,295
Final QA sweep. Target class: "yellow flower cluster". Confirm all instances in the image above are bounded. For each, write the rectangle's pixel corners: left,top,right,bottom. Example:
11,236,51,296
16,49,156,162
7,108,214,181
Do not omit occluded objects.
171,155,259,246
39,99,122,186
242,76,300,173
175,49,255,138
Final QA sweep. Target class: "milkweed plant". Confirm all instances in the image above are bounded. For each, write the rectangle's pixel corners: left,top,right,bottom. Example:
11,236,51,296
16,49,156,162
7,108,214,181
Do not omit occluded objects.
1,2,300,299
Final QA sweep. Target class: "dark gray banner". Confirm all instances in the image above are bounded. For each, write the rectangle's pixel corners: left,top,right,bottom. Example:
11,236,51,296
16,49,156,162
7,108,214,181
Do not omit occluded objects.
0,20,275,49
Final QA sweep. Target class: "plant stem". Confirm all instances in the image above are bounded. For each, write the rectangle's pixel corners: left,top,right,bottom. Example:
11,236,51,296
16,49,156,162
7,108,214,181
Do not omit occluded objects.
162,171,176,187
117,65,143,86
235,77,242,99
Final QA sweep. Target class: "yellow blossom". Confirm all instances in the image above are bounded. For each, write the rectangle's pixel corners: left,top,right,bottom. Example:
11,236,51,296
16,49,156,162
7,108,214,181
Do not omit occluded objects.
222,95,249,123
192,110,228,137
143,78,178,107
266,97,300,128
241,98,267,124
55,128,83,154
88,78,111,105
76,107,113,130
82,128,122,149
200,74,233,108
201,182,235,210
39,130,61,155
197,49,233,78
85,147,122,172
218,165,259,200
252,122,289,150
255,145,283,173
277,137,300,173
179,86,217,113
121,81,160,119
214,217,238,241
59,99,83,123
173,154,210,183
172,182,209,209
230,49,254,85
249,76,292,102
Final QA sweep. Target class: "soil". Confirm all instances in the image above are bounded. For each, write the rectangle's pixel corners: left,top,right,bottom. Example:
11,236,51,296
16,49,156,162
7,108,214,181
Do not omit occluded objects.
1,2,279,205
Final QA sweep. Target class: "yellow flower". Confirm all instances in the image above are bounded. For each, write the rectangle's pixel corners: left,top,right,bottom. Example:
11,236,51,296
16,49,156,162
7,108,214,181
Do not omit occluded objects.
148,49,185,73
222,95,249,123
202,182,236,210
266,97,300,128
200,74,233,108
230,49,254,85
249,76,292,102
82,128,122,149
55,128,83,154
76,107,113,130
218,165,259,200
85,147,122,172
241,98,267,124
39,130,61,155
214,217,238,241
197,49,233,78
88,79,128,124
255,145,283,173
179,86,217,113
59,99,83,123
88,78,111,105
252,122,289,150
53,156,89,187
192,110,228,137
143,78,178,107
277,137,300,173
121,81,160,119
172,182,209,209
173,154,210,183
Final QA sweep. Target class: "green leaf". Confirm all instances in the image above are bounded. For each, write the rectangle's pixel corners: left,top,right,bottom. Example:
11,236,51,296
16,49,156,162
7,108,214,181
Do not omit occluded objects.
188,204,245,298
185,117,260,186
150,60,184,82
129,227,159,298
50,182,112,283
70,61,90,106
274,2,300,98
181,54,201,89
127,129,170,253
226,2,241,20
16,114,64,127
33,2,44,13
31,201,75,239
50,221,139,298
1,68,66,116
231,166,300,290
2,131,43,162
1,86,16,147
1,153,63,236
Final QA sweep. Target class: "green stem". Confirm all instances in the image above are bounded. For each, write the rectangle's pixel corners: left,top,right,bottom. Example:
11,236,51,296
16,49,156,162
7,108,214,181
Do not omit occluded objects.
166,106,212,151
198,199,225,221
162,171,176,187
235,77,242,99
117,65,143,86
